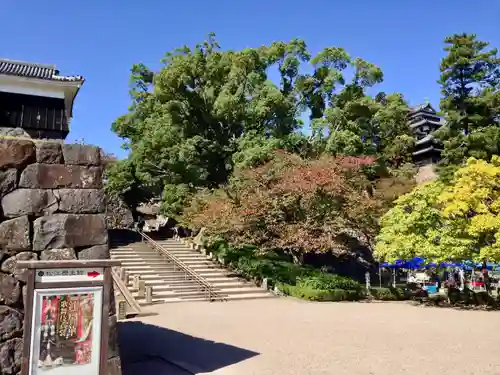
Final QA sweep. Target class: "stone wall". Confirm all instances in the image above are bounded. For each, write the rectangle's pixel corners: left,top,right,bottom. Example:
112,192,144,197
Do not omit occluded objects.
0,138,121,375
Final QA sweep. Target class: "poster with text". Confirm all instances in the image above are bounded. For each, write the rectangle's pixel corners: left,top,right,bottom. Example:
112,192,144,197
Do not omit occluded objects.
37,293,95,370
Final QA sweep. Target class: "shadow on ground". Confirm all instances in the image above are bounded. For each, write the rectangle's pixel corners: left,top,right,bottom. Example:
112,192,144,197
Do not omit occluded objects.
118,321,259,375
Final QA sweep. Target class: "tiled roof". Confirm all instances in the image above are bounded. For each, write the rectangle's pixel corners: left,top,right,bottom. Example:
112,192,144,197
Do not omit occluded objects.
409,118,444,129
0,59,84,82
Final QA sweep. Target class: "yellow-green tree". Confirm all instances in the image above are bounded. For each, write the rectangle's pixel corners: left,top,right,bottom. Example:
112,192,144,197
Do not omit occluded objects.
375,157,500,263
438,157,500,261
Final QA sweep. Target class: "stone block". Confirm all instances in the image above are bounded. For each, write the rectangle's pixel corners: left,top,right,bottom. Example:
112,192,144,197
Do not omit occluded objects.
0,169,17,198
0,306,23,341
1,252,38,282
36,142,63,164
40,248,77,260
0,338,23,375
0,138,36,169
106,356,122,375
0,216,31,251
19,164,102,189
0,273,22,306
33,214,108,250
76,244,109,260
2,189,58,218
63,144,101,165
55,189,105,213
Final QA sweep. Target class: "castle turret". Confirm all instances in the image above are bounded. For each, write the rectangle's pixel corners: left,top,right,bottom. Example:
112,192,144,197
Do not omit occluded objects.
0,59,84,140
408,102,444,166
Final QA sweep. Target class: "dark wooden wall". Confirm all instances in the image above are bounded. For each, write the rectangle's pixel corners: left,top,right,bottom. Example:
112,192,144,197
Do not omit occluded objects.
0,91,68,135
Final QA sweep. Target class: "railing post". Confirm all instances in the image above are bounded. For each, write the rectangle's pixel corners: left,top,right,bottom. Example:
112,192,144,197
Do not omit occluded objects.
119,267,126,281
138,280,146,298
133,275,140,289
118,299,127,320
145,286,153,304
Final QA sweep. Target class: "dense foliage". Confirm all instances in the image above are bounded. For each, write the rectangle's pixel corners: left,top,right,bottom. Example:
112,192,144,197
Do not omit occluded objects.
184,151,413,262
108,33,414,218
376,157,500,263
106,32,500,295
436,33,500,178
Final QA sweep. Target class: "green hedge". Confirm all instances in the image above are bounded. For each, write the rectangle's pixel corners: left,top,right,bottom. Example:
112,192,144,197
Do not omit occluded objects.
297,274,361,291
278,283,362,301
206,238,364,302
370,287,409,301
207,238,318,285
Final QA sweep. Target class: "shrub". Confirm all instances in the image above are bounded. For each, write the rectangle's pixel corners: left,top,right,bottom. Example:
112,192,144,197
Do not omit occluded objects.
371,287,408,301
278,283,361,301
297,274,361,291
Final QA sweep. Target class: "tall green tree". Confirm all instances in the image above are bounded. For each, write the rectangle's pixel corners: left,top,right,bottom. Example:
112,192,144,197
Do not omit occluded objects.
109,33,407,215
437,33,500,168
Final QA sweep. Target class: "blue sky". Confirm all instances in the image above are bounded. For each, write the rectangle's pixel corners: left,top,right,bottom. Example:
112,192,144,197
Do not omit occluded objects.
1,0,499,158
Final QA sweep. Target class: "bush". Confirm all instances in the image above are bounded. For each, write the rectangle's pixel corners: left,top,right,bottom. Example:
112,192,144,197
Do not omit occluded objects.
371,287,409,301
206,239,317,285
278,283,361,301
205,239,363,301
297,274,362,291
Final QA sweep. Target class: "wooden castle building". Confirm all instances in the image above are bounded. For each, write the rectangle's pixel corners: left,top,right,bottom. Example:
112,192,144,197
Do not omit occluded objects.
408,102,445,166
0,59,84,140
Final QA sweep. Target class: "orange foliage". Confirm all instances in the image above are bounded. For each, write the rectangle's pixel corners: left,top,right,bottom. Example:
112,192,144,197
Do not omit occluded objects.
184,151,413,255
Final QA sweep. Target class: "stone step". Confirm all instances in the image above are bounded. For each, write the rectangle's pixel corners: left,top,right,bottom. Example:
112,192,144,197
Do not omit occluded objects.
127,276,247,288
133,286,267,300
111,254,165,259
127,280,256,293
137,292,275,306
110,239,273,304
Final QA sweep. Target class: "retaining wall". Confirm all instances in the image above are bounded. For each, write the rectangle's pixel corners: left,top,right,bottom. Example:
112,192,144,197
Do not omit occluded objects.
0,138,121,375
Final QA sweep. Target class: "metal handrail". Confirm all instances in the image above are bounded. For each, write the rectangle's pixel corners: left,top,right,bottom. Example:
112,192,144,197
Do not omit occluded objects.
137,230,224,301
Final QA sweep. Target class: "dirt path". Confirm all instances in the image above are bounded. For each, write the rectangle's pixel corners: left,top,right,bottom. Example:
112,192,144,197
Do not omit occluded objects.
118,298,500,375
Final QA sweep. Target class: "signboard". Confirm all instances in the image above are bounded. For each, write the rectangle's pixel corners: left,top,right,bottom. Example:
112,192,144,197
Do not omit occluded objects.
16,260,121,375
35,268,105,283
29,287,103,375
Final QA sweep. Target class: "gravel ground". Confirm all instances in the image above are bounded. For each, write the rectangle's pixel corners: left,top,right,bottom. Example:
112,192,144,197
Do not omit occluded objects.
119,298,500,375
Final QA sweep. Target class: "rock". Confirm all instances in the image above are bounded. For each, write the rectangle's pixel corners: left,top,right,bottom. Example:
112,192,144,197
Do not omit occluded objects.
0,127,31,138
0,306,23,341
1,252,38,282
0,216,31,251
19,164,103,189
63,144,101,165
36,142,63,164
0,138,36,169
0,273,22,306
193,227,207,246
0,169,17,198
55,189,105,213
106,356,122,375
0,338,23,374
105,195,134,229
108,315,119,359
77,244,109,260
2,189,58,217
33,214,108,250
40,248,76,260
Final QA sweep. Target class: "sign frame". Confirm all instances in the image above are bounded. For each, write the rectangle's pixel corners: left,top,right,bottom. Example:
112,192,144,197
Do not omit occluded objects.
17,259,121,375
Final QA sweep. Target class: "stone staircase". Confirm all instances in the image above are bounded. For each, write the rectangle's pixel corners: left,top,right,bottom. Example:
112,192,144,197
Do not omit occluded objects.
110,237,274,305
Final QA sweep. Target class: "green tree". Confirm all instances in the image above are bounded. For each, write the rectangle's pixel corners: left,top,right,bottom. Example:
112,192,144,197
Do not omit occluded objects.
375,157,500,263
437,33,500,167
109,33,400,215
314,92,413,168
